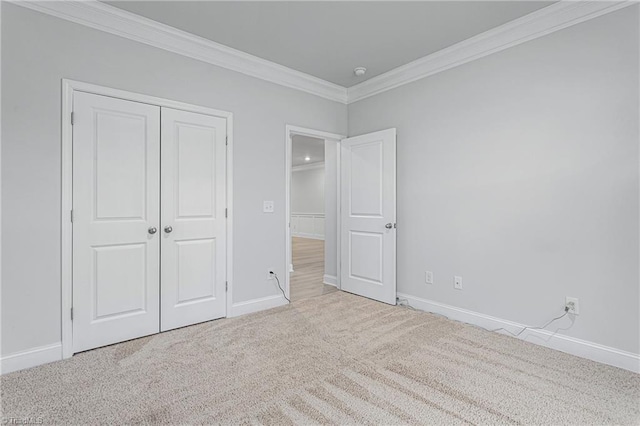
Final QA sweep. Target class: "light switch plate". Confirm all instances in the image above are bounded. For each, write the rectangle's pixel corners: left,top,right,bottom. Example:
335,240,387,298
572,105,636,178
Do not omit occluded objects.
263,201,274,213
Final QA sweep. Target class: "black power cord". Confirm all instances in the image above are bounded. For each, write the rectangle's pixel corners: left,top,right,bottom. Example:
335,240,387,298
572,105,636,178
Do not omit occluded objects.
270,271,290,303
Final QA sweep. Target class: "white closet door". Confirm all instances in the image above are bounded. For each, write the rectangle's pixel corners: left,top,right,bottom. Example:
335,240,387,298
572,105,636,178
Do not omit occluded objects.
160,108,227,331
340,128,397,305
72,92,160,353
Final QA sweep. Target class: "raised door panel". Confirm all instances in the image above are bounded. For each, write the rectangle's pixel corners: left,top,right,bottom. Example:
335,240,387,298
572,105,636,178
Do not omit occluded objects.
94,112,148,220
93,243,148,319
349,231,383,285
350,141,384,218
176,125,216,218
176,239,217,305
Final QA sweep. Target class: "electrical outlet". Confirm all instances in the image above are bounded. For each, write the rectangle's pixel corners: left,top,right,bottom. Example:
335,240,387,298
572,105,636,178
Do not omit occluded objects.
565,297,579,315
425,271,433,284
263,201,274,213
454,276,463,290
267,269,275,280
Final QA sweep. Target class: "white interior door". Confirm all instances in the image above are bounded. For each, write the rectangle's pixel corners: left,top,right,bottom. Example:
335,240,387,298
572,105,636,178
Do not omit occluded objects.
160,108,227,331
340,128,396,304
72,92,160,353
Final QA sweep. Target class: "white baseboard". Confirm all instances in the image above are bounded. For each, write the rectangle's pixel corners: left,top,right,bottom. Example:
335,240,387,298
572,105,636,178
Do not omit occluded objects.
229,294,288,317
292,233,324,241
1,343,62,375
397,293,640,373
3,296,287,373
323,274,337,287
2,294,289,373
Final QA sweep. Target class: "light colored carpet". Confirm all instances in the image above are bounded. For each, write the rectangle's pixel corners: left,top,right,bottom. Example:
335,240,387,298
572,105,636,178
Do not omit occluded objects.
2,291,639,425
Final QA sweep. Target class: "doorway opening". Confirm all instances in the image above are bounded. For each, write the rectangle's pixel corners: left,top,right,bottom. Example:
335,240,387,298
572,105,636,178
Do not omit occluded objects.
290,135,333,300
285,126,345,302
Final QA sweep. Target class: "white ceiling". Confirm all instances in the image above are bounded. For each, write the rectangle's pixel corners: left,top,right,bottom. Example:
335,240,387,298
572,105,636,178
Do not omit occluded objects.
292,135,325,167
105,1,553,87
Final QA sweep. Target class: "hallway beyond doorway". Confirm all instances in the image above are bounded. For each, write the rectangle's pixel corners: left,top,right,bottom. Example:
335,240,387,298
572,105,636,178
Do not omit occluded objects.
290,237,337,301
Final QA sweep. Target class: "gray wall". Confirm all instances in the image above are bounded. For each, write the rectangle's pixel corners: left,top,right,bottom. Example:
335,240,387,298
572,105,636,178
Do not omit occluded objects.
3,3,638,360
291,166,325,214
348,8,639,353
324,141,338,279
1,4,346,356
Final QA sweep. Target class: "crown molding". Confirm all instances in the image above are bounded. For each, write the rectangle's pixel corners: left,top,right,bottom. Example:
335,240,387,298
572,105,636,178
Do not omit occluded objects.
12,0,348,104
11,1,635,106
347,0,636,104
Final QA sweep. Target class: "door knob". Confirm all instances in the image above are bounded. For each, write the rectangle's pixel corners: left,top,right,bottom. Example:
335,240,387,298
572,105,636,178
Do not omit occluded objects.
164,226,173,234
148,227,157,235
385,223,393,229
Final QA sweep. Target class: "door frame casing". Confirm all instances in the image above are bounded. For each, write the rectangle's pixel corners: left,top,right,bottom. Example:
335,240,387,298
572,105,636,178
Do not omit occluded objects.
285,125,346,300
61,79,234,359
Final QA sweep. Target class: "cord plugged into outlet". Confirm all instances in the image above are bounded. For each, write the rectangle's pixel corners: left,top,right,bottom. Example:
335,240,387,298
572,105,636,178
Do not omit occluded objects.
267,268,275,280
269,270,290,303
565,297,579,315
398,296,576,338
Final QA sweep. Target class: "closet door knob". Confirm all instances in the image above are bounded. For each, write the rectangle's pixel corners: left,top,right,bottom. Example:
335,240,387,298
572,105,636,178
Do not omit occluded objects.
148,227,157,235
164,226,173,234
385,223,393,229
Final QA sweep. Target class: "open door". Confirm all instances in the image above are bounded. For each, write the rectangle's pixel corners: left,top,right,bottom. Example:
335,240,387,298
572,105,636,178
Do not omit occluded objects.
340,128,396,305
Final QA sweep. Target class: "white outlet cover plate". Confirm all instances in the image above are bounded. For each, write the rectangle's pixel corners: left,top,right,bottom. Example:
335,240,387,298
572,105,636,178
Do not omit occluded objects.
263,201,274,213
425,271,433,284
454,276,463,290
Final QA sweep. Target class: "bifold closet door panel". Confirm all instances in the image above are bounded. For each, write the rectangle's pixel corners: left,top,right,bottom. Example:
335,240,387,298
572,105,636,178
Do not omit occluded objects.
72,92,161,353
160,108,227,331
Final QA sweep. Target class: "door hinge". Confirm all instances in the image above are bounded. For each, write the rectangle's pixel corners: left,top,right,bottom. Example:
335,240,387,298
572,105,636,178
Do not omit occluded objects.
225,281,228,292
71,112,74,125
225,136,228,146
225,208,228,218
70,307,74,321
70,210,74,222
